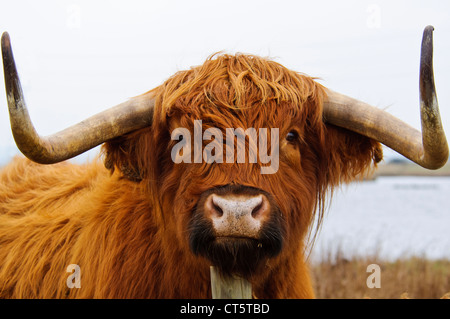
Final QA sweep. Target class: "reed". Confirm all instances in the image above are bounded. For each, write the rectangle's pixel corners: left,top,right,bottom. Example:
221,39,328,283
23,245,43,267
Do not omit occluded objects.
310,246,450,299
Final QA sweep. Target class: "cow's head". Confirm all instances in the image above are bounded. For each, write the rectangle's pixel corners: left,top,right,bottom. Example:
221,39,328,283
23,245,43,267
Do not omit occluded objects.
2,26,448,279
100,54,386,277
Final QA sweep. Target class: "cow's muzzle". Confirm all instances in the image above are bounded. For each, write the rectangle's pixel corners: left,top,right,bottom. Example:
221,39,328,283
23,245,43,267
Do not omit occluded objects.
189,184,286,277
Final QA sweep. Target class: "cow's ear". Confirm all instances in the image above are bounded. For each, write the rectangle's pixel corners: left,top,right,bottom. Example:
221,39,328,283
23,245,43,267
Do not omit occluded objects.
101,127,153,182
321,124,383,186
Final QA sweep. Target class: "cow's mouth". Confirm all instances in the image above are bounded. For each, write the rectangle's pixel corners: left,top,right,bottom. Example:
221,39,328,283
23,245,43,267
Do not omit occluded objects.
188,185,286,277
189,223,283,277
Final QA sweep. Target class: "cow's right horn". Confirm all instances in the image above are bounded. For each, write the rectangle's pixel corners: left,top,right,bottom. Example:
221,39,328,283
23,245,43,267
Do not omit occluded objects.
1,32,154,164
323,26,448,169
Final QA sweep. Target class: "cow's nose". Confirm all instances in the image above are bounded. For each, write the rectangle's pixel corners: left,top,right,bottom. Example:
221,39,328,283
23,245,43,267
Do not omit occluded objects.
204,194,270,238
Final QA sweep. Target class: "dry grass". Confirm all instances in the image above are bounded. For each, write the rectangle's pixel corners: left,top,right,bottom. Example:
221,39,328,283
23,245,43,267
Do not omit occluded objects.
310,248,450,299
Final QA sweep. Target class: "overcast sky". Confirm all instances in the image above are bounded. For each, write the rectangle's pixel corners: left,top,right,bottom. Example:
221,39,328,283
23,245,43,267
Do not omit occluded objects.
1,0,450,162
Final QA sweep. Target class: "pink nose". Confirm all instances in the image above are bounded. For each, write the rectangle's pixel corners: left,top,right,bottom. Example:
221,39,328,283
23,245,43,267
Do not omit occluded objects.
204,193,270,238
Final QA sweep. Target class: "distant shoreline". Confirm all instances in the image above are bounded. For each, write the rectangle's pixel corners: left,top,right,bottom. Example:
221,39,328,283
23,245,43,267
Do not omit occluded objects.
373,162,450,177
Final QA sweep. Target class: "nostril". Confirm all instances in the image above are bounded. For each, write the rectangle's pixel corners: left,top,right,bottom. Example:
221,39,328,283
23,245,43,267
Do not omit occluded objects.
251,195,269,220
251,202,263,218
212,202,224,217
205,194,224,219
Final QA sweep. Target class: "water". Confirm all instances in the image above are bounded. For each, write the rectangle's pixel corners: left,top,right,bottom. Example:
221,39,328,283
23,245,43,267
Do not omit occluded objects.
311,176,450,262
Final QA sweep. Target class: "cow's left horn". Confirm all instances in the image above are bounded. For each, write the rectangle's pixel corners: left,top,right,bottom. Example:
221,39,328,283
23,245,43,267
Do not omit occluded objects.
2,32,154,164
323,26,448,169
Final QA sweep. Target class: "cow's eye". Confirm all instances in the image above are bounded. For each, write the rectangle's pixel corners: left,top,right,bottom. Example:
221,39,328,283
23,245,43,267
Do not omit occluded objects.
286,130,299,142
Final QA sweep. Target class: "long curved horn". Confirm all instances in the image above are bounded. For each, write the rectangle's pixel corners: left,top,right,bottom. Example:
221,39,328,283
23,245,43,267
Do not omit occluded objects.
323,26,448,169
1,32,154,164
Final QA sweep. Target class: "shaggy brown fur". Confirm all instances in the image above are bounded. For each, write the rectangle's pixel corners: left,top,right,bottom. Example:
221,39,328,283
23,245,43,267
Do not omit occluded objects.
0,53,382,298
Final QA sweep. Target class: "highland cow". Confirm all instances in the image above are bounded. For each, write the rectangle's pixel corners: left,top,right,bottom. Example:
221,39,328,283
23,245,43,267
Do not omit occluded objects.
0,26,447,298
